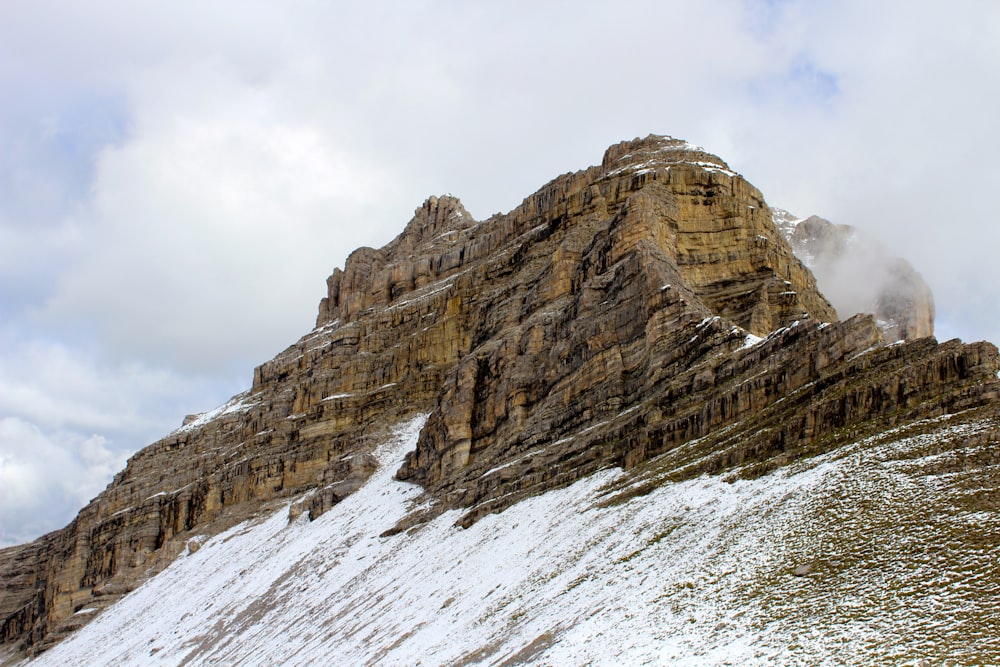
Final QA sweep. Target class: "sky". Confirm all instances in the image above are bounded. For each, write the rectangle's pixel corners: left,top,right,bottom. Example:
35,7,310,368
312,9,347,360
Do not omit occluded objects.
1,0,998,547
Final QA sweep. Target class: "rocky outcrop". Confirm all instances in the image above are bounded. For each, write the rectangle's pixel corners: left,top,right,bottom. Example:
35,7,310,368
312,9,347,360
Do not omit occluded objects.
2,135,997,661
772,209,936,341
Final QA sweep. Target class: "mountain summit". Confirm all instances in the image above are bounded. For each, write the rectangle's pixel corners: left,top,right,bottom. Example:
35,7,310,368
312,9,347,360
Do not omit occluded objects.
3,135,999,665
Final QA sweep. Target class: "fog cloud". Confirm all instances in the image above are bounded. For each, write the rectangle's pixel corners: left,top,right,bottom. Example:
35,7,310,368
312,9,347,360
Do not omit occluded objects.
0,417,129,546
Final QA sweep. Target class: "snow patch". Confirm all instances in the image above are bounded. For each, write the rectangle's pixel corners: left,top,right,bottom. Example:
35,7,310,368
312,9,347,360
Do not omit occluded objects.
31,415,999,666
688,161,736,176
176,393,256,433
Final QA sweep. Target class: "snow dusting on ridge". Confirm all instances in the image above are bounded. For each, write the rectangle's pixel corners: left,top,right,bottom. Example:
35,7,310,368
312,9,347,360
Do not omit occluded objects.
174,392,257,433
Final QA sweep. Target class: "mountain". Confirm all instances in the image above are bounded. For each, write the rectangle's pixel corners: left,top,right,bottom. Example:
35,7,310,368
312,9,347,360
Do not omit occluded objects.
3,135,999,665
772,209,936,342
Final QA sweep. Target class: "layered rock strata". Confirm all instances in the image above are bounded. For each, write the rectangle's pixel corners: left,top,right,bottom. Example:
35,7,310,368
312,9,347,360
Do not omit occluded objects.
2,135,998,661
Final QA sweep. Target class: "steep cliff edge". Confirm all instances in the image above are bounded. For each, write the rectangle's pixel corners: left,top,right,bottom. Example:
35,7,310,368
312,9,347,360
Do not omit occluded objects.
2,136,998,661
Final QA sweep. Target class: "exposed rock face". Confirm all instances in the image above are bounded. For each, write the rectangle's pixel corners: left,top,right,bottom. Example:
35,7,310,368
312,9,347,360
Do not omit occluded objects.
772,209,936,341
2,135,998,662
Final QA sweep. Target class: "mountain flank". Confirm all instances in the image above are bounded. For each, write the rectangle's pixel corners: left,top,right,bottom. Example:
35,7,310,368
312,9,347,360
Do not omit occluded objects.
2,135,999,664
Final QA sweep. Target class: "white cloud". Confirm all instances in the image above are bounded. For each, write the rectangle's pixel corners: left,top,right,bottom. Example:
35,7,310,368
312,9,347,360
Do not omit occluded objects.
42,64,400,372
726,0,1000,345
0,418,129,547
0,328,242,546
0,327,214,433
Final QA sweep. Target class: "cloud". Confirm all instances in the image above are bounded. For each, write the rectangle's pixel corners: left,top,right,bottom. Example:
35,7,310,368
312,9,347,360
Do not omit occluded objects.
42,66,397,372
726,0,1000,345
0,327,240,546
0,418,129,547
0,327,202,435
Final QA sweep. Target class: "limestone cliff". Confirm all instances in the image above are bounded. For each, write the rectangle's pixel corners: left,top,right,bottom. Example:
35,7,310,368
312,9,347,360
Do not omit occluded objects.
1,135,997,662
772,209,936,341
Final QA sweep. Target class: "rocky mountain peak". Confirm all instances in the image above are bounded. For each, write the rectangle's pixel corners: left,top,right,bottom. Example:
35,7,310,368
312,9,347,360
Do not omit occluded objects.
315,194,475,326
2,137,998,665
397,194,475,250
600,134,733,176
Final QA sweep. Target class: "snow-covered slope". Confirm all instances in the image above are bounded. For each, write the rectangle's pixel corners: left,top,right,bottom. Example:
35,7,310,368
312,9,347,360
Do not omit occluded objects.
26,411,999,666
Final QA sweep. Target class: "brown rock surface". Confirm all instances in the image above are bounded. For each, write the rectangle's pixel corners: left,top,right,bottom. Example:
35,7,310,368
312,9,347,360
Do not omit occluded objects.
772,209,936,341
2,135,997,661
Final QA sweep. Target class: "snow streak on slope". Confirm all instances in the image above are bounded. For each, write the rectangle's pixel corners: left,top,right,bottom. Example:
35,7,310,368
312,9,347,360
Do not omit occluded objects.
28,415,1000,666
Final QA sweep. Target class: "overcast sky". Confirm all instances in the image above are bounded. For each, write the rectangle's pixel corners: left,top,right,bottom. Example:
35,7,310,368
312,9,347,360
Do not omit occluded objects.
2,0,998,547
